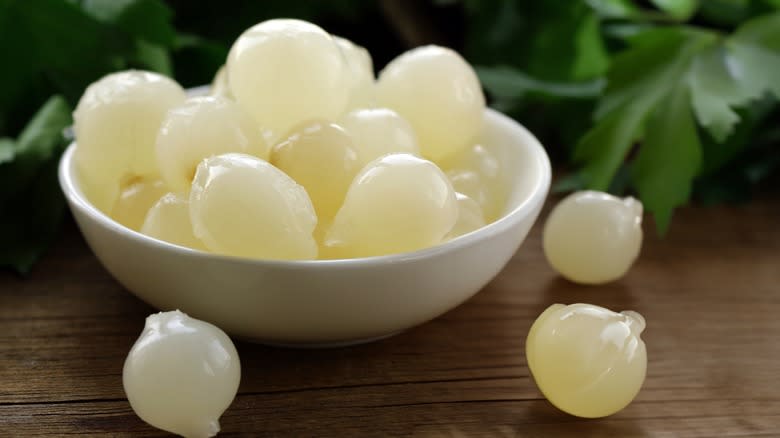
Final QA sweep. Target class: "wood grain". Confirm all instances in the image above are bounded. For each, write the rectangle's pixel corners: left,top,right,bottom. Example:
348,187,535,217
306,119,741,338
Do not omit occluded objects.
1,198,779,437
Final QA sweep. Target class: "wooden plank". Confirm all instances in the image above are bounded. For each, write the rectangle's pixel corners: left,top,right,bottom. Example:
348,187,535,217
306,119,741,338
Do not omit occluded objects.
2,397,779,436
1,198,779,436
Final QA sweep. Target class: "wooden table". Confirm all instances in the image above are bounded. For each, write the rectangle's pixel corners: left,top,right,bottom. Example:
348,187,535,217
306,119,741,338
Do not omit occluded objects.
2,198,779,437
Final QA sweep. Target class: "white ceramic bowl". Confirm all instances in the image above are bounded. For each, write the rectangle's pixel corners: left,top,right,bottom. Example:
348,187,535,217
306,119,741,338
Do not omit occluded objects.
59,108,551,346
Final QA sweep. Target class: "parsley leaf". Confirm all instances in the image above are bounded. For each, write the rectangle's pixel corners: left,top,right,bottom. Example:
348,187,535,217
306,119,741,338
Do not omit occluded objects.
687,12,780,141
465,1,609,81
78,0,176,47
574,28,713,191
573,13,780,231
688,46,746,142
650,0,699,21
0,138,13,165
0,96,71,274
476,66,605,100
633,84,702,233
585,0,642,19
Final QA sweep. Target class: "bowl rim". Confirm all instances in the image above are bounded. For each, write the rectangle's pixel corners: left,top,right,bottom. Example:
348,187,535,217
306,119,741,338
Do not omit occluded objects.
59,108,551,269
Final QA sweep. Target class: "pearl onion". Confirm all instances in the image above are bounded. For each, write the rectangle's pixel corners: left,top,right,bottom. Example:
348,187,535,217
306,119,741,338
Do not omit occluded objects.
440,143,504,221
526,303,647,418
376,45,485,161
340,107,420,167
543,191,643,284
78,170,120,215
74,70,185,212
189,153,318,260
141,193,206,251
123,310,240,437
333,36,375,110
271,120,360,224
156,96,269,193
446,192,486,239
325,153,458,258
227,19,350,139
210,65,233,99
110,178,168,232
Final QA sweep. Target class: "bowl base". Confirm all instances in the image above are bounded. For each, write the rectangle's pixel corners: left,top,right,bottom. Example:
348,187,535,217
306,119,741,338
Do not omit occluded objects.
238,331,403,349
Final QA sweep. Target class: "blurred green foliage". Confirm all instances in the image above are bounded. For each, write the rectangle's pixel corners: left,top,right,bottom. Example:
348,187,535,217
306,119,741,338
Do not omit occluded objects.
469,0,780,233
0,0,778,273
0,0,183,273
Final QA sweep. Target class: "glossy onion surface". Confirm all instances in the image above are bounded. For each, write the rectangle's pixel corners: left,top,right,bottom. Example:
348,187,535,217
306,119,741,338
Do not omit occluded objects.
340,107,419,167
227,19,350,140
543,191,643,284
271,120,360,224
189,153,318,260
123,310,240,437
141,193,206,251
156,96,269,193
376,45,485,161
74,70,185,212
527,303,647,418
325,153,457,258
